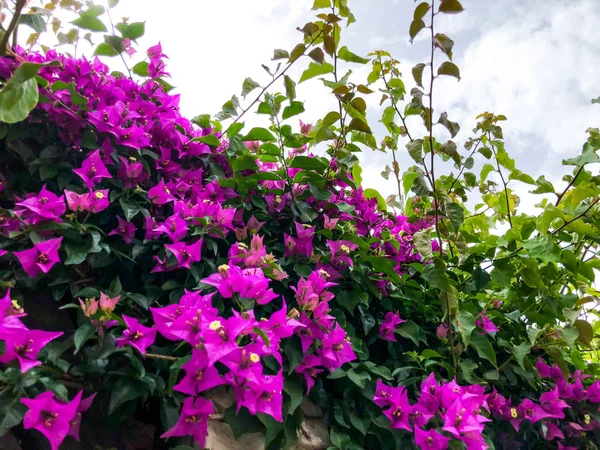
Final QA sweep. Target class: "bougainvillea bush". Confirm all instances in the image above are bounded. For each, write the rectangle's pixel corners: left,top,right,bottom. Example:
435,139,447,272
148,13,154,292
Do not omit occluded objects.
0,0,599,449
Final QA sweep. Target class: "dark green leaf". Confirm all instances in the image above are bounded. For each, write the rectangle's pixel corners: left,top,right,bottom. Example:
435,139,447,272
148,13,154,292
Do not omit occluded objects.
74,323,95,353
439,0,465,14
72,15,107,32
284,75,296,101
243,127,276,141
412,63,426,88
19,14,47,33
241,77,260,99
457,310,476,347
282,101,305,120
109,378,146,414
437,61,461,80
299,62,334,83
273,49,290,60
469,332,497,367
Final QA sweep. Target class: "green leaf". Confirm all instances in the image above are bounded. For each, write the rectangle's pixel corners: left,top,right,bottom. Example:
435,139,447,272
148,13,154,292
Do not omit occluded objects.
423,257,451,290
413,229,433,260
94,42,119,56
338,46,369,64
72,15,107,32
0,61,59,124
282,101,305,120
330,429,351,450
531,175,555,194
0,393,26,437
348,118,372,134
558,325,579,348
575,320,594,346
119,198,140,221
284,75,296,101
190,134,220,146
480,163,495,183
116,21,145,40
512,342,531,368
457,310,476,347
308,47,325,64
315,126,336,143
469,333,497,367
290,156,328,172
224,405,264,439
446,202,464,229
312,0,331,9
74,323,96,353
397,321,420,346
299,62,334,83
439,0,465,14
109,378,146,414
412,63,426,88
363,188,387,211
241,77,260,99
437,61,461,80
414,2,431,20
284,378,303,415
19,14,47,33
243,127,276,141
409,19,426,42
347,369,370,388
273,49,290,60
434,33,455,60
522,235,561,263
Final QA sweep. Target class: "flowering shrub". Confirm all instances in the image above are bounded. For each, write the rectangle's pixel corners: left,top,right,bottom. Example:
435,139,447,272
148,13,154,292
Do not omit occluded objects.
0,0,599,449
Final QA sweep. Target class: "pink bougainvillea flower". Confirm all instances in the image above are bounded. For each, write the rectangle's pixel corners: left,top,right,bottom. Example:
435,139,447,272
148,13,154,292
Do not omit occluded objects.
202,264,277,305
241,372,284,422
173,349,225,395
117,156,146,188
21,391,82,450
14,237,63,278
379,311,406,342
165,239,203,269
154,214,188,242
441,399,487,438
373,379,407,409
322,213,338,230
79,297,99,317
318,323,356,371
14,185,65,224
148,178,175,205
540,385,570,419
161,396,213,448
202,315,249,365
516,398,552,426
67,392,95,441
0,327,63,372
557,444,578,450
73,150,112,188
299,120,312,136
543,421,564,441
109,216,137,244
327,239,358,267
65,189,109,213
99,292,120,314
296,354,323,394
414,427,450,450
382,386,414,432
436,323,449,340
116,315,157,355
476,311,498,334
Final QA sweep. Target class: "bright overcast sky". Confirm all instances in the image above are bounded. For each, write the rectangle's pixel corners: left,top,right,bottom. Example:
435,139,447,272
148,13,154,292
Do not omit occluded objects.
32,0,600,204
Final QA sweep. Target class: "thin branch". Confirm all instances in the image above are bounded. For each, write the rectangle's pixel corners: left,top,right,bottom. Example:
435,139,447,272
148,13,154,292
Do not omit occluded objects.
380,63,414,143
447,135,483,194
105,1,133,80
0,0,27,55
490,133,513,228
225,28,325,134
551,196,600,236
145,353,177,361
555,165,584,206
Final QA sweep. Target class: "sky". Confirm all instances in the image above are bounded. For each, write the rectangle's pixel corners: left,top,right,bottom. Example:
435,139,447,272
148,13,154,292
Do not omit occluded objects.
26,0,600,208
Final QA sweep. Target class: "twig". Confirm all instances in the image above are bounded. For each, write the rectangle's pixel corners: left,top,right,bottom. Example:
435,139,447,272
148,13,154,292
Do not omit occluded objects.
145,353,177,361
105,1,133,80
225,28,325,134
551,196,600,236
555,165,584,206
0,0,27,55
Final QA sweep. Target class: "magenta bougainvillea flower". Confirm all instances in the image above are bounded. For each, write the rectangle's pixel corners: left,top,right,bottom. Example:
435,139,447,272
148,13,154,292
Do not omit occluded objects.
379,311,406,342
148,178,175,205
161,396,213,447
240,372,284,422
0,327,63,372
14,185,65,224
109,216,137,244
476,311,498,334
21,391,82,450
327,239,358,267
318,323,356,371
414,427,450,450
14,237,63,278
67,392,96,441
296,354,323,394
382,386,414,432
117,155,146,188
65,189,109,213
99,292,120,314
154,214,189,242
165,239,203,269
173,349,225,395
73,150,112,188
116,315,157,355
202,264,277,305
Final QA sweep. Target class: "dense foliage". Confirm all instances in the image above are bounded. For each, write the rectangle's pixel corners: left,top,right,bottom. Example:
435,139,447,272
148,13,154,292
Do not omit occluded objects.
0,0,599,449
